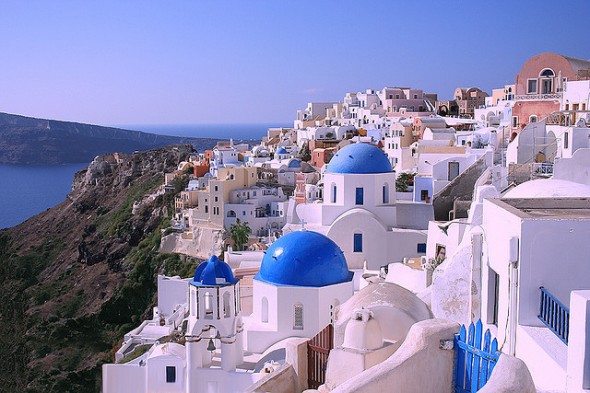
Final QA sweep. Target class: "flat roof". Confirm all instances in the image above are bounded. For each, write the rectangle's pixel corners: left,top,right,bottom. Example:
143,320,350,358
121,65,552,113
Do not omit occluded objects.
488,198,590,219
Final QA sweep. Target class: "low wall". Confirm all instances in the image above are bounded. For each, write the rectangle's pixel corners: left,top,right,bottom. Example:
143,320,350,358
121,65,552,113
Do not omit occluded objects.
245,363,299,393
478,355,535,393
330,319,459,393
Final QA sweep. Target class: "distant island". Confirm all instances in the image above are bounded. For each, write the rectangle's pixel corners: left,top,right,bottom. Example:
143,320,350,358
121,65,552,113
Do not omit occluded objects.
0,112,229,165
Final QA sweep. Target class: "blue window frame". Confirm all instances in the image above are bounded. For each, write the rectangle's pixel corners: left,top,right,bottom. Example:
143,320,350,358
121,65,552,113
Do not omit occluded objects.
354,233,363,252
355,187,364,205
417,243,426,253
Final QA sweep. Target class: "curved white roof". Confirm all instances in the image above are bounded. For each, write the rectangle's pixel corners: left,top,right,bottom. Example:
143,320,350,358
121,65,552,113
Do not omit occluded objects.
504,179,590,199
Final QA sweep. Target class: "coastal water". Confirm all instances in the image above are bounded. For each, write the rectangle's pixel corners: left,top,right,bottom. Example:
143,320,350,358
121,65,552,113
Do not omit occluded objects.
0,123,289,229
0,163,87,229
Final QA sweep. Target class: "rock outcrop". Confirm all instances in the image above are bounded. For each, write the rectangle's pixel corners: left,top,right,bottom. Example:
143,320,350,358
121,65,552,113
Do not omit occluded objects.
0,144,200,392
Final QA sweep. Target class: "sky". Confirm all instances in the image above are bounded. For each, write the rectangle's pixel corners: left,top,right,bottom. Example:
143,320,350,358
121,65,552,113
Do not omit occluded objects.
0,1,588,126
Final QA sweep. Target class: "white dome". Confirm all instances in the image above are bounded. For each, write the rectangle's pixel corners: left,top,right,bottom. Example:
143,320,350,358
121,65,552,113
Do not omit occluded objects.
504,179,590,199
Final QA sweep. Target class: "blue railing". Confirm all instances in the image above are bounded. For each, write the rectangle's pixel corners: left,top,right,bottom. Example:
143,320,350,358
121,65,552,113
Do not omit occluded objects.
454,320,500,393
538,286,570,344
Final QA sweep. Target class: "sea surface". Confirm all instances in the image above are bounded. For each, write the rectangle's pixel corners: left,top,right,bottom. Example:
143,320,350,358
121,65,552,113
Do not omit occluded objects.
0,123,289,229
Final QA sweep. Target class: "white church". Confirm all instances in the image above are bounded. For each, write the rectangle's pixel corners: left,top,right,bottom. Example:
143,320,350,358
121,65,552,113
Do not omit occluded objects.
102,230,354,393
284,142,432,274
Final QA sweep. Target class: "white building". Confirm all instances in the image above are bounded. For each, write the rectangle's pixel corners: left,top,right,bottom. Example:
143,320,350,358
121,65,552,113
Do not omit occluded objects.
224,185,288,237
104,230,357,392
244,230,354,353
285,142,431,275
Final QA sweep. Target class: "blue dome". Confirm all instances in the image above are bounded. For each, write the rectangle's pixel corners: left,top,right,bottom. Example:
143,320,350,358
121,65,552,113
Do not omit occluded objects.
326,143,392,174
190,255,238,287
276,147,288,155
255,231,352,287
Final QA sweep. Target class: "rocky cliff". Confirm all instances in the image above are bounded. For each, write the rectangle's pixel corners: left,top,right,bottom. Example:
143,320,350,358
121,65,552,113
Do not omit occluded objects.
0,145,200,392
0,112,218,164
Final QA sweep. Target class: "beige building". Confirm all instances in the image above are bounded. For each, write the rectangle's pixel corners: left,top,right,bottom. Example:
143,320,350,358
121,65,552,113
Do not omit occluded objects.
188,166,258,229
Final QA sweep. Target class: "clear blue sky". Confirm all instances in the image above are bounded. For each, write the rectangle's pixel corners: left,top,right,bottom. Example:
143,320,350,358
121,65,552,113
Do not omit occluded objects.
0,1,588,126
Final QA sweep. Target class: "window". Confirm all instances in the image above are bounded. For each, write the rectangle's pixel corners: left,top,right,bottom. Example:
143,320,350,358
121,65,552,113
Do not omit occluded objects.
413,94,418,99
512,116,519,128
542,78,553,94
382,184,389,204
395,94,400,99
166,366,176,383
293,304,304,330
487,269,500,326
448,162,460,181
204,292,213,319
205,205,209,214
355,187,364,205
214,185,218,192
564,132,569,149
420,190,429,201
353,233,363,252
527,79,537,94
331,183,337,203
529,115,537,123
261,297,268,323
223,292,231,318
540,68,555,77
417,243,426,253
214,196,218,202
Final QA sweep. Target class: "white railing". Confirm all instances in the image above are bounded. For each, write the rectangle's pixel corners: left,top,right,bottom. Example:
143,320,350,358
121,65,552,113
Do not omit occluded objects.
514,93,562,101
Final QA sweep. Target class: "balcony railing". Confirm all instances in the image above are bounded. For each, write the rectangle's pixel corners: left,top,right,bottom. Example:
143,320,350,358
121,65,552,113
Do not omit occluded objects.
514,93,562,101
538,286,570,344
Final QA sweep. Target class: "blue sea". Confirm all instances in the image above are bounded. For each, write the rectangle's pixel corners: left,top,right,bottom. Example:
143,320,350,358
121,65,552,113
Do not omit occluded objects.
0,123,290,229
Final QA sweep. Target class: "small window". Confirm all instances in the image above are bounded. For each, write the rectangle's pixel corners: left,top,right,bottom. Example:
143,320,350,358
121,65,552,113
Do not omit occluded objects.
214,196,218,202
205,205,209,214
487,269,500,326
355,187,364,205
293,304,304,330
564,132,569,149
512,116,519,128
215,185,218,192
527,79,537,94
529,115,537,123
166,366,176,383
420,190,429,201
448,162,460,181
417,243,426,253
331,184,337,203
354,233,363,252
382,184,389,204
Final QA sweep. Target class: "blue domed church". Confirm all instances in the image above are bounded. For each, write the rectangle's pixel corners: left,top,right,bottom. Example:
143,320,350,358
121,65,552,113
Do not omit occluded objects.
285,142,431,277
244,230,354,353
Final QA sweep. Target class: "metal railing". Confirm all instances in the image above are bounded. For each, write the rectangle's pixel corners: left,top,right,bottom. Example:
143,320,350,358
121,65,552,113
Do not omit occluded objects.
539,286,570,344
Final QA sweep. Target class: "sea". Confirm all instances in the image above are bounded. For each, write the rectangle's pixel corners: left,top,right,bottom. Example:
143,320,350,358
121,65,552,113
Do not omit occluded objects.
0,123,289,229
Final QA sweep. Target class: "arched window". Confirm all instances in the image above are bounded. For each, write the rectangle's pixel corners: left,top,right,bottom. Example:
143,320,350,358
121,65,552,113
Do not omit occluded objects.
382,183,389,204
204,292,213,319
331,183,337,203
223,292,231,318
261,297,268,323
529,115,538,123
227,210,236,218
293,303,304,330
539,68,555,77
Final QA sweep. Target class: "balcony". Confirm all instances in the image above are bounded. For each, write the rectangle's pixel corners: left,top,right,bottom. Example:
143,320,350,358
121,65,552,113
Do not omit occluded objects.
514,93,562,101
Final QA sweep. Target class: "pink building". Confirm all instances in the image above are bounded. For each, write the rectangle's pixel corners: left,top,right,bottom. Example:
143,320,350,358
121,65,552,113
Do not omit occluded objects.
512,52,590,133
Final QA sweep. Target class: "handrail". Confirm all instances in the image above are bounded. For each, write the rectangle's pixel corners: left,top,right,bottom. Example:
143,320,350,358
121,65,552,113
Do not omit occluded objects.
538,286,569,344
